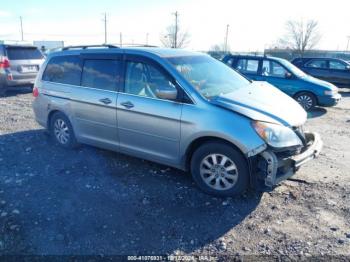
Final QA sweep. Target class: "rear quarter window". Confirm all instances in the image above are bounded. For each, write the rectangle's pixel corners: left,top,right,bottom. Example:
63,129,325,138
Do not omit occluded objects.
236,59,259,74
42,55,82,85
6,47,43,60
305,59,328,69
291,58,304,66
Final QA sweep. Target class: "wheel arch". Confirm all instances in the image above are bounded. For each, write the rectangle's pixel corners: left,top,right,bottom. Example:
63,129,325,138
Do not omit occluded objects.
47,110,61,130
183,136,248,171
47,109,74,131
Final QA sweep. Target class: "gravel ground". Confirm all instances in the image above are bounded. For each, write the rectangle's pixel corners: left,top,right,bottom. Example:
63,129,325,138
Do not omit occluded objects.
0,87,349,260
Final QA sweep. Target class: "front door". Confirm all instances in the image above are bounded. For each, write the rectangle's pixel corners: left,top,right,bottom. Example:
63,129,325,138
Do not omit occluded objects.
117,56,182,165
259,59,296,95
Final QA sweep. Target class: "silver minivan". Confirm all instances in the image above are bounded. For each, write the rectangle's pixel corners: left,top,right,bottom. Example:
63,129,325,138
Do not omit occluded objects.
32,45,323,196
0,44,44,95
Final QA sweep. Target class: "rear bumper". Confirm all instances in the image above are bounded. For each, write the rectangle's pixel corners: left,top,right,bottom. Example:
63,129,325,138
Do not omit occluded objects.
318,94,342,107
257,132,323,187
7,77,36,87
1,72,37,87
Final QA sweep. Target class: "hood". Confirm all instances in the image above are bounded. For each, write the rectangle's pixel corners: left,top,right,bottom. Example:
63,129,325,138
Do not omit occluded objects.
303,75,338,91
210,81,307,127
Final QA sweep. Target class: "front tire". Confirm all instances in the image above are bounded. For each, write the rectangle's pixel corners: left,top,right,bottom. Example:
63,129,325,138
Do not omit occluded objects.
294,92,316,111
190,142,249,197
50,112,78,148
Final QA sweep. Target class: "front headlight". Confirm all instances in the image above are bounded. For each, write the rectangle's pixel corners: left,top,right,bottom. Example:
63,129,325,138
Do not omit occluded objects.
324,89,338,96
252,121,302,148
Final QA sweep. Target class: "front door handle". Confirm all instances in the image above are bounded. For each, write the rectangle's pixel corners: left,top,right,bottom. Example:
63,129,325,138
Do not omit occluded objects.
99,98,112,104
120,101,134,109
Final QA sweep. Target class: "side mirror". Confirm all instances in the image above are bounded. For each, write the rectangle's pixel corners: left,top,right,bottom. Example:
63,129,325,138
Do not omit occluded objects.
346,65,350,71
285,72,293,79
155,86,178,100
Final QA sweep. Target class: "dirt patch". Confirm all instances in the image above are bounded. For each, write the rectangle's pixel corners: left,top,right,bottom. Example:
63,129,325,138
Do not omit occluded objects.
0,88,349,259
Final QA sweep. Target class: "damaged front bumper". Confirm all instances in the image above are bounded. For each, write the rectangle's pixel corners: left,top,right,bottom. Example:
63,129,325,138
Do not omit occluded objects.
256,132,323,187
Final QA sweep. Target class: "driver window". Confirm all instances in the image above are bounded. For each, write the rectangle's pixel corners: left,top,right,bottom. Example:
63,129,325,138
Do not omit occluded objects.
329,60,347,70
262,60,288,78
124,61,177,100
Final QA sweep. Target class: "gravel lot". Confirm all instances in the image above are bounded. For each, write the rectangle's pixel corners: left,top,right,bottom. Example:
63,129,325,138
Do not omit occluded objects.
0,87,349,259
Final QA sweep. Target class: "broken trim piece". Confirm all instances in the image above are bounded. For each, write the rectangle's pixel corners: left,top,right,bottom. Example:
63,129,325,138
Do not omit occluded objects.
260,151,278,187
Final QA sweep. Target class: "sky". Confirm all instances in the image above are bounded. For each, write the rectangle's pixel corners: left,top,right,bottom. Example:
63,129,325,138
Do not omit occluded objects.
0,0,349,51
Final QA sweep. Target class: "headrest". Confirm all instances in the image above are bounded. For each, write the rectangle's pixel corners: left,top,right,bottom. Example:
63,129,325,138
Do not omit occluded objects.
130,67,143,81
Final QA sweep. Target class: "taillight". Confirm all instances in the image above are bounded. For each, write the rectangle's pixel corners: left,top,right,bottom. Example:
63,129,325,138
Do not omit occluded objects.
33,87,39,97
0,56,10,69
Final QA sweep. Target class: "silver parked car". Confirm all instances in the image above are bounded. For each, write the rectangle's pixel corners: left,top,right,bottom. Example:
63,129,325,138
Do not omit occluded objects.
32,45,323,196
0,44,44,95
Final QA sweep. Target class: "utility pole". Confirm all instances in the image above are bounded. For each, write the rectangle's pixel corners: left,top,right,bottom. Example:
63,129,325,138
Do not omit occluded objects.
119,32,123,47
102,13,107,44
146,33,149,46
173,11,178,48
20,16,24,41
347,36,350,51
224,24,230,54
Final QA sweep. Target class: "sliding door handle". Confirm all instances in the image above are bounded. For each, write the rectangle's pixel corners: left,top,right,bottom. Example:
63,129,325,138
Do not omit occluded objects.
99,98,112,104
120,101,134,109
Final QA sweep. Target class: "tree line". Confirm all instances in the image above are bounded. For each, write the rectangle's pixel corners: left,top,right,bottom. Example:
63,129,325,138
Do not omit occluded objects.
160,12,322,57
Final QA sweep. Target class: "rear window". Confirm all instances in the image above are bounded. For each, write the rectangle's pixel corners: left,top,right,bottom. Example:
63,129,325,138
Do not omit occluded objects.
6,47,43,60
42,55,82,85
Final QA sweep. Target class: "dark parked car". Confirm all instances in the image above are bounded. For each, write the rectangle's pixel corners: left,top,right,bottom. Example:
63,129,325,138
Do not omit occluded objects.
291,57,350,88
223,55,341,111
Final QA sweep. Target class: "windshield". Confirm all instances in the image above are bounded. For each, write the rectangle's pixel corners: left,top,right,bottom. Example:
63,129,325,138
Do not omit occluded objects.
167,55,250,99
279,59,307,78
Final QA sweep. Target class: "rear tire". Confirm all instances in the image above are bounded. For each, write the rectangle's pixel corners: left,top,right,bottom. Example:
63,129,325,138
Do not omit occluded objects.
190,142,249,197
50,112,78,148
294,92,316,111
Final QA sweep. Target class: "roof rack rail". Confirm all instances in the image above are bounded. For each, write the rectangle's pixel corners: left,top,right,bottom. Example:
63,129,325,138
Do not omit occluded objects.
121,43,159,48
62,44,119,50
